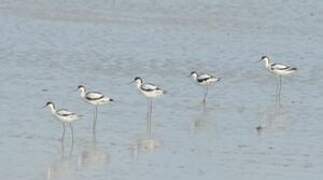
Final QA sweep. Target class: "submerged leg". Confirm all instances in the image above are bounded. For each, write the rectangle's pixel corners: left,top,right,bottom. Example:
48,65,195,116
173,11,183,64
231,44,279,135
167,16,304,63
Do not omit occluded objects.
69,123,74,144
146,99,150,121
278,76,282,106
275,76,279,96
92,129,97,144
69,123,74,156
60,140,65,157
275,76,279,103
60,123,66,141
203,87,209,104
150,99,153,121
93,106,98,132
147,99,153,137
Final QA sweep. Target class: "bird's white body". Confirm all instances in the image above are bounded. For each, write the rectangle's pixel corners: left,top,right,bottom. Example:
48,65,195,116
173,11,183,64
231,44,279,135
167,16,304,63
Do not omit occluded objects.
259,56,297,105
45,101,79,141
261,57,297,76
135,78,166,98
131,77,165,135
190,71,221,103
77,85,113,132
47,104,80,123
78,86,113,106
191,72,221,86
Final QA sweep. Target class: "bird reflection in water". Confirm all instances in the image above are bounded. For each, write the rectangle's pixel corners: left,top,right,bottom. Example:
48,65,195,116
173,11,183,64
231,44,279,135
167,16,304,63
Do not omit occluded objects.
47,141,74,180
130,118,161,158
190,102,217,135
256,104,291,135
78,131,110,168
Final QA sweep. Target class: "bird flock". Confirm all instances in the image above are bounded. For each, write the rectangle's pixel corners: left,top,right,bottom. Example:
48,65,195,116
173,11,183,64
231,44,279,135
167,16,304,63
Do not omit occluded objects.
44,56,297,142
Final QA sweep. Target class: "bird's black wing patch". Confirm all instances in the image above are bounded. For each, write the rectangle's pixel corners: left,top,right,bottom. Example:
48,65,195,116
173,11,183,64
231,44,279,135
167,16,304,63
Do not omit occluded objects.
197,77,210,83
57,109,75,116
85,92,104,101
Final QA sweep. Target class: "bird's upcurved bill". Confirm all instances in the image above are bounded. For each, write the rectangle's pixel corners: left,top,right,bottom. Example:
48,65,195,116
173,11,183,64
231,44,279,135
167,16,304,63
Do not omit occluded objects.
74,87,80,92
127,80,135,85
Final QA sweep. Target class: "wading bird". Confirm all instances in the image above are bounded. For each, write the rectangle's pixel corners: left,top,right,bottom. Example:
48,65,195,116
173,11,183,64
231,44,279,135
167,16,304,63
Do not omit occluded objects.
190,71,221,104
129,77,166,136
44,101,80,142
259,56,297,104
77,85,114,132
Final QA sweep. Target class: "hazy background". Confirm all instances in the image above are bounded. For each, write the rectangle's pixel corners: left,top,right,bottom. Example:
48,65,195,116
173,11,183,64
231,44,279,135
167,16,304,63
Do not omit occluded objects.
0,0,322,179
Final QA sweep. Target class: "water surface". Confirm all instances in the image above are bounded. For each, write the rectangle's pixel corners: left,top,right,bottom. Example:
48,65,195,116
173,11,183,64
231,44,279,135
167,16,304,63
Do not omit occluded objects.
0,0,323,179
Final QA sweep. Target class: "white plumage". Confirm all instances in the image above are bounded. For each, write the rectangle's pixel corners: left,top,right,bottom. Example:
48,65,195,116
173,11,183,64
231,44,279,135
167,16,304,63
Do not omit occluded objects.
259,56,297,105
44,101,80,141
270,64,297,75
77,85,114,132
133,77,166,98
260,56,297,76
78,85,113,106
190,71,221,103
130,77,166,137
46,102,80,123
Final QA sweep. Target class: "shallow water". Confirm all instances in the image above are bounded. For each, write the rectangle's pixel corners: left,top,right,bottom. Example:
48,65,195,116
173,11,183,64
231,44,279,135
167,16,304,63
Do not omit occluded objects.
0,0,323,179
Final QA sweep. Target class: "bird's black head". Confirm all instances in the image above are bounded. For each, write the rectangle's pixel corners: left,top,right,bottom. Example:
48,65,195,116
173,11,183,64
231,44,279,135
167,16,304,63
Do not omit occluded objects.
77,85,85,89
258,56,270,63
43,101,55,109
134,77,143,83
134,77,141,81
46,101,54,106
261,56,268,60
190,71,197,76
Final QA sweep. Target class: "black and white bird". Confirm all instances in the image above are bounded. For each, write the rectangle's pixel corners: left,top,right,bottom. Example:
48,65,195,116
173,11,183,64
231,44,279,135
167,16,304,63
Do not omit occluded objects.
259,56,297,76
77,85,113,132
132,77,167,98
190,71,221,103
259,56,297,103
129,77,166,136
44,101,80,142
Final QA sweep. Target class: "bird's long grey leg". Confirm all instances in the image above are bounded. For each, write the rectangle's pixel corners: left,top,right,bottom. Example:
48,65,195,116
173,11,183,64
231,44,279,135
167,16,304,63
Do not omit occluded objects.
147,99,153,137
146,99,150,136
70,123,74,144
69,123,74,156
60,123,66,142
278,76,282,106
275,76,279,98
203,87,209,104
146,99,150,121
60,140,65,158
93,106,98,132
